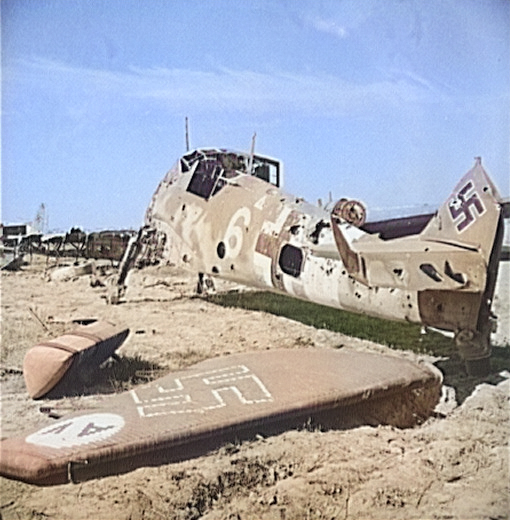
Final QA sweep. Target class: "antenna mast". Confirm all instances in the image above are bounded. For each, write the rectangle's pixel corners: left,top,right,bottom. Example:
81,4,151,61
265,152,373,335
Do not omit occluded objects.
185,117,190,152
248,132,256,174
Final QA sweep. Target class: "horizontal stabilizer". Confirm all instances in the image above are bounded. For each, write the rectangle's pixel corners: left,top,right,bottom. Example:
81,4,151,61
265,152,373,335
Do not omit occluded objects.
331,218,487,291
332,159,503,293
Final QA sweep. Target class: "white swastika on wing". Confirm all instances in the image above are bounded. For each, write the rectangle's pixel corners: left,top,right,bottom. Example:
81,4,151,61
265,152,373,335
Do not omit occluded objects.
130,365,273,418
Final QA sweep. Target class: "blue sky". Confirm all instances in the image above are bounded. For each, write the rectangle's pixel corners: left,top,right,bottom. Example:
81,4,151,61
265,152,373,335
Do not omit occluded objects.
2,0,509,231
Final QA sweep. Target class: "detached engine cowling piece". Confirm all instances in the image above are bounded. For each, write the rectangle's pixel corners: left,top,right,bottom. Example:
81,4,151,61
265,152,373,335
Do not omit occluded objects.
23,321,129,399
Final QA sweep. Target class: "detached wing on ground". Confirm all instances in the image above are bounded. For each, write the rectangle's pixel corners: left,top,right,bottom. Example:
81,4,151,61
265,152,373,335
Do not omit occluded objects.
0,348,441,486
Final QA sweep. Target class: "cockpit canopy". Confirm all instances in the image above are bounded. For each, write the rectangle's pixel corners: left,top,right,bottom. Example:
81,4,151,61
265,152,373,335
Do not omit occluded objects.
176,149,281,200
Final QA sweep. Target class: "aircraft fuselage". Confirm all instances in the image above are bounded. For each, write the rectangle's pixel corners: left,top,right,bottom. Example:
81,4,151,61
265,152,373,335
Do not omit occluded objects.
122,148,504,374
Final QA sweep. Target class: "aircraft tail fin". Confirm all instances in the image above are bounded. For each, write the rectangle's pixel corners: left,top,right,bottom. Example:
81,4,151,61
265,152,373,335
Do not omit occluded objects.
420,157,503,264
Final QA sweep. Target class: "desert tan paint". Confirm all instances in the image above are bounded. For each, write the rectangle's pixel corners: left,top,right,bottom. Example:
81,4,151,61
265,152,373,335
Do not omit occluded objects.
138,150,503,366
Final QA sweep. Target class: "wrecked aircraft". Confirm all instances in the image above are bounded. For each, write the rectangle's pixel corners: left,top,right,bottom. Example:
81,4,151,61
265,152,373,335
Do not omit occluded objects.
113,149,505,375
0,148,504,487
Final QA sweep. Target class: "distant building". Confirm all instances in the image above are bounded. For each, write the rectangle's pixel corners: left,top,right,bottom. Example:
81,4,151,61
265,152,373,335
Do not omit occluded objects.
1,223,38,237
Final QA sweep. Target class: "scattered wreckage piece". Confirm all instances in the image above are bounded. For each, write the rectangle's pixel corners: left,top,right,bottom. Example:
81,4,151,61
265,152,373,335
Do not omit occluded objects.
107,226,166,304
23,321,129,399
14,229,137,264
110,149,505,376
0,348,441,486
62,228,88,260
49,261,96,282
0,250,24,271
85,230,135,263
41,233,65,261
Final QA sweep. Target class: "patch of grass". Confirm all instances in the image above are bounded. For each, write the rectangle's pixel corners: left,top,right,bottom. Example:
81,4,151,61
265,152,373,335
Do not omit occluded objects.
208,291,454,357
208,290,510,404
170,347,211,370
46,354,166,398
105,354,166,391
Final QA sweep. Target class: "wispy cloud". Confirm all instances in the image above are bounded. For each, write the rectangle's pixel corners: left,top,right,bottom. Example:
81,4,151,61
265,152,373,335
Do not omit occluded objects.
306,16,348,39
6,57,449,118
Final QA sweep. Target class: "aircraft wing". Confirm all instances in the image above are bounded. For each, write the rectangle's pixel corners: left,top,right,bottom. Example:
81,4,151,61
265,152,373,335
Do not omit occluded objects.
0,349,441,486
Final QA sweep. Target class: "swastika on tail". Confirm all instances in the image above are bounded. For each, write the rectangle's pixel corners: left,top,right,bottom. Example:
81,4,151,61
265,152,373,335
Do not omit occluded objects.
448,181,485,232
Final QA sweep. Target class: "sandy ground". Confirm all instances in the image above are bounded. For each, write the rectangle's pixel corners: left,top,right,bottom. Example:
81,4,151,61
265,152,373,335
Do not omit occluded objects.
0,256,508,520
